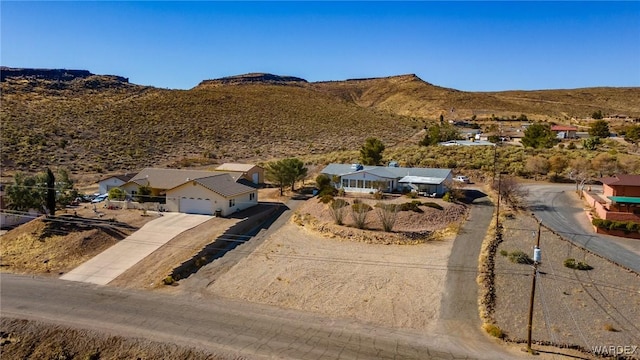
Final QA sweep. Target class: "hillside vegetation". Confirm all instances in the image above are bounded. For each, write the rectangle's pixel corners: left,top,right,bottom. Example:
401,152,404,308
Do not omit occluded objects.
2,70,639,175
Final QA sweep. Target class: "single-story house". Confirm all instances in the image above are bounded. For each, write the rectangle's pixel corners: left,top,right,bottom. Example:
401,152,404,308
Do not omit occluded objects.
215,163,264,185
321,163,453,196
583,174,640,222
97,173,135,194
551,125,578,139
117,168,259,215
439,140,495,147
165,173,257,216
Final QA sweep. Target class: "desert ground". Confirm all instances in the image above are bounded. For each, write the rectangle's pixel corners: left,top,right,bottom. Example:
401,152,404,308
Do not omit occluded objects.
2,188,639,359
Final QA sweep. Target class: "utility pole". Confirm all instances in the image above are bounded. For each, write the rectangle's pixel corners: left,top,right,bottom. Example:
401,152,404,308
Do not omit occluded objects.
526,221,542,353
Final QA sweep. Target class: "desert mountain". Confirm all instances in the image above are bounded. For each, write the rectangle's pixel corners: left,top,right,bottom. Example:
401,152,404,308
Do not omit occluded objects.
1,68,639,174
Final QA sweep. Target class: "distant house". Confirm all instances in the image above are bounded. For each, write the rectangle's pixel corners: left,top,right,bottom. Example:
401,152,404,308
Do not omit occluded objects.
584,174,640,223
438,140,495,147
215,163,264,185
550,125,578,139
97,174,135,195
321,163,453,197
118,168,258,216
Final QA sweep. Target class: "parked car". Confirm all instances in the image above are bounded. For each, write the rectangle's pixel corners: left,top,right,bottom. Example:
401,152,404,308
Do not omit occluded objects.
91,194,108,203
454,175,471,184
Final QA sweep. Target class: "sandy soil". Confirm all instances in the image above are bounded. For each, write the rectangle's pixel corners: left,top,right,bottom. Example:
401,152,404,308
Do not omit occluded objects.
495,201,640,357
189,197,466,330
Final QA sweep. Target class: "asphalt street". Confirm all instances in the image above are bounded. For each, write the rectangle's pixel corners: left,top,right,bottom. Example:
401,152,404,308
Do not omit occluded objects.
1,273,534,360
526,184,640,273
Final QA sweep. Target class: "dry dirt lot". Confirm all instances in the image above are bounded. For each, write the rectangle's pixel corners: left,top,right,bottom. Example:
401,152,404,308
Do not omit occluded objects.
173,196,468,331
496,206,640,357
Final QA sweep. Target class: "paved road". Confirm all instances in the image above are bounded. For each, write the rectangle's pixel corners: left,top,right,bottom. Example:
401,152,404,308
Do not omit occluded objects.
526,184,640,273
60,213,212,285
1,273,539,360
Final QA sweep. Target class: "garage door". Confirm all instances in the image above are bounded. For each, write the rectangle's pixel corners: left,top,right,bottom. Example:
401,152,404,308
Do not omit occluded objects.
180,197,213,215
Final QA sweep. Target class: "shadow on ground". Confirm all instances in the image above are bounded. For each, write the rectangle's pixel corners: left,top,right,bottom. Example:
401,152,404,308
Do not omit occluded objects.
170,202,290,281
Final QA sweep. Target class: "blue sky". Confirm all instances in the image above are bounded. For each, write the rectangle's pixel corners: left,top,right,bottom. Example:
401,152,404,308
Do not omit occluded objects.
2,1,639,91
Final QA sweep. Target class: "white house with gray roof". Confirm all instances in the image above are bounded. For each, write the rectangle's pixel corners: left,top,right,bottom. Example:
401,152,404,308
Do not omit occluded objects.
321,163,453,196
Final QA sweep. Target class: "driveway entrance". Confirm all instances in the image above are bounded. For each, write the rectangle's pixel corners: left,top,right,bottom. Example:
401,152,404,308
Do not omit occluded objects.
60,213,212,285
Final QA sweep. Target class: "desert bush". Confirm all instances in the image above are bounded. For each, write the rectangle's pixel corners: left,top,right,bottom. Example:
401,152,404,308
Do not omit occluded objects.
499,249,508,256
482,323,505,339
398,202,423,213
351,203,370,229
329,199,349,225
442,192,452,202
376,203,398,232
564,258,593,270
508,250,534,265
162,275,174,285
318,194,334,204
421,202,443,210
405,191,418,199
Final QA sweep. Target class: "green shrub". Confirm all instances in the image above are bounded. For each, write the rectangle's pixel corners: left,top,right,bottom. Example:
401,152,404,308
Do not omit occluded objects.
443,192,452,202
508,250,534,265
564,258,593,270
422,202,443,210
499,249,508,256
331,198,350,209
405,191,418,199
163,275,175,285
318,194,334,204
398,202,423,213
352,202,372,212
482,323,505,339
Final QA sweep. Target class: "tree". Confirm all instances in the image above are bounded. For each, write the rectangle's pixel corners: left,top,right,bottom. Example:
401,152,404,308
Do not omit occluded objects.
46,168,56,216
591,110,603,120
525,156,549,180
521,123,557,149
265,158,308,195
589,120,609,138
492,176,529,209
55,168,78,207
136,184,153,203
548,155,568,177
624,124,640,144
568,158,592,192
108,187,126,201
420,124,460,146
591,153,617,177
4,173,43,212
582,136,600,150
360,137,385,165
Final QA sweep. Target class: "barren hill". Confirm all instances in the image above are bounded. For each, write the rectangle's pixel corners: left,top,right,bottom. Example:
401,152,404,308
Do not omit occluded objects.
1,68,639,174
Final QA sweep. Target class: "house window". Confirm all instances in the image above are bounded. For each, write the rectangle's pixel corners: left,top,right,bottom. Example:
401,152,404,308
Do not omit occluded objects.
357,180,364,188
249,193,255,201
229,198,235,207
342,179,348,188
349,179,356,188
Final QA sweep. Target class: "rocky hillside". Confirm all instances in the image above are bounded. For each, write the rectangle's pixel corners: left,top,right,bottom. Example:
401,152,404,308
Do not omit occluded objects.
1,68,639,175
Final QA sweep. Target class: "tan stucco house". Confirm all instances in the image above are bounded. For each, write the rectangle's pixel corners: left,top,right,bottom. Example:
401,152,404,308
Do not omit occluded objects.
165,173,257,216
118,168,258,216
215,163,264,185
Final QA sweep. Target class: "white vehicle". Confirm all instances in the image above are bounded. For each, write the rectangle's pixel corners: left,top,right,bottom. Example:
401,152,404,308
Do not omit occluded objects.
91,193,108,203
454,175,471,184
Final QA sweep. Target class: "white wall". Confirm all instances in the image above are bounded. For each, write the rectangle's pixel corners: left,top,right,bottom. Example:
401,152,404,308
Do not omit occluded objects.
98,178,126,194
167,183,257,216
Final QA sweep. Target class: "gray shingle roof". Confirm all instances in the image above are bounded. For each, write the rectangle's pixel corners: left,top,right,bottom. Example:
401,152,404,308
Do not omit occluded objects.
192,173,256,197
321,163,452,181
128,168,241,190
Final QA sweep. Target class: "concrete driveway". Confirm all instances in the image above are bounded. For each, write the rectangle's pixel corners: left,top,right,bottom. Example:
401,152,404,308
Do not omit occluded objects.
60,213,212,285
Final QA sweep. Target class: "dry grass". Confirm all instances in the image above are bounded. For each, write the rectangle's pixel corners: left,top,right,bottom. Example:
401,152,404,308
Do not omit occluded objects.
2,73,639,177
0,206,154,275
